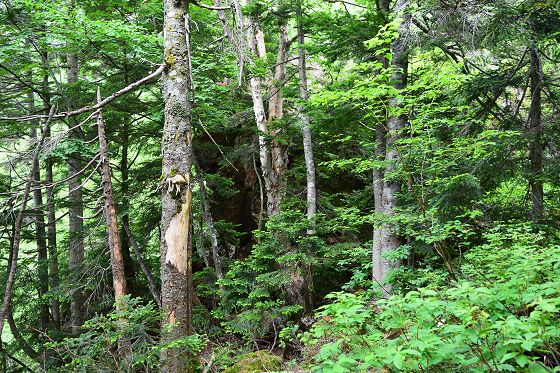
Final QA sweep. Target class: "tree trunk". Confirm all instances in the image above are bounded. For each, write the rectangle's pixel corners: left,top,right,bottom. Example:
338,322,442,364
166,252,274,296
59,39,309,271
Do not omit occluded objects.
45,139,60,327
241,0,276,218
195,164,224,290
529,44,543,219
267,21,289,217
123,221,161,308
0,108,55,339
97,88,128,303
119,115,137,295
372,0,410,293
67,49,85,333
38,51,60,327
96,88,131,357
297,6,316,314
28,90,50,333
160,0,196,370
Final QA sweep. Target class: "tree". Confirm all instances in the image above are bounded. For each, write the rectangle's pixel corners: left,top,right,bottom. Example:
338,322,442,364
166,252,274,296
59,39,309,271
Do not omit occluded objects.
160,0,196,370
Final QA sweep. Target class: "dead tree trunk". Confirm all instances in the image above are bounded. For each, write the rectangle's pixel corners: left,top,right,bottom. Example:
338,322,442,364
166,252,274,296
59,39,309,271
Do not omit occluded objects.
96,88,128,303
372,0,410,293
96,88,131,357
160,0,196,370
529,44,543,219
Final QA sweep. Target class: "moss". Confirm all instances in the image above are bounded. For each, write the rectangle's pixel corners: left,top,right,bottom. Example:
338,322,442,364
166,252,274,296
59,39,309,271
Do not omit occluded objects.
165,51,176,68
223,350,282,373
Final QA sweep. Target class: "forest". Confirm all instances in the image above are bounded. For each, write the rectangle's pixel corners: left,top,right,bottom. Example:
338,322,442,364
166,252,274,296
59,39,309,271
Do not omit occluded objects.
0,0,559,371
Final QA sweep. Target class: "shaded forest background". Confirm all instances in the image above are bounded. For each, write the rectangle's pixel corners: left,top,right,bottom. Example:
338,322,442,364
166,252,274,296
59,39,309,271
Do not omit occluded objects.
0,0,559,371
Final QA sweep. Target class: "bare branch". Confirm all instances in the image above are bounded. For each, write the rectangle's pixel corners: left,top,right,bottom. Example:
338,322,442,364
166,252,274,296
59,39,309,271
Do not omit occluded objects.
0,65,165,122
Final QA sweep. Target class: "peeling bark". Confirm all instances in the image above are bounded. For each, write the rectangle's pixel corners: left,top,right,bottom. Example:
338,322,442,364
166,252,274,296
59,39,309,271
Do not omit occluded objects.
160,0,196,370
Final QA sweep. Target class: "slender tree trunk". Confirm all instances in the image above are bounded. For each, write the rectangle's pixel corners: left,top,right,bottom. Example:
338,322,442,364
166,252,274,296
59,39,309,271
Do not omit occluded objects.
123,221,161,308
161,0,196,370
267,21,289,216
45,143,60,327
67,49,85,333
195,165,224,290
119,117,137,295
372,0,389,291
0,108,55,339
297,6,316,314
96,88,131,358
39,51,60,327
372,0,410,293
97,88,128,302
241,0,276,218
27,90,50,333
529,44,543,219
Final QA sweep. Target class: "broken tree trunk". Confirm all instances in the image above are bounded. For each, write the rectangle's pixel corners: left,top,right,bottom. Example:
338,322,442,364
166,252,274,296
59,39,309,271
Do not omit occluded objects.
160,0,197,370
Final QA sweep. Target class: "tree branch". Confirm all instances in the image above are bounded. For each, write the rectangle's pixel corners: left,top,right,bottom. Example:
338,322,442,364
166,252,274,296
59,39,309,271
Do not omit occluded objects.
0,64,165,122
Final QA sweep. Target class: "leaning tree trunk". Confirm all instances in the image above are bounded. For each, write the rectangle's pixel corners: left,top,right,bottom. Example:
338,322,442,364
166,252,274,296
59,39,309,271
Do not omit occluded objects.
529,44,543,219
297,5,316,314
96,88,131,357
372,0,410,294
96,88,128,304
160,0,196,371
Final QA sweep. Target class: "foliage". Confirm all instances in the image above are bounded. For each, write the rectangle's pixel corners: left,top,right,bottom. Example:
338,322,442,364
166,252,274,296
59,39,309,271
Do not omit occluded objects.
302,224,560,372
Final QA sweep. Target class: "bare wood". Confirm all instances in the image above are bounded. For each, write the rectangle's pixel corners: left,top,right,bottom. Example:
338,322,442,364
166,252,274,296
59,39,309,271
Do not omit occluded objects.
97,87,128,301
96,87,130,356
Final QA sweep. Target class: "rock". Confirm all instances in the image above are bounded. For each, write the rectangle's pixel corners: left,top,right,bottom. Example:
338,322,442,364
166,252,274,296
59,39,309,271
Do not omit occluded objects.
223,350,283,373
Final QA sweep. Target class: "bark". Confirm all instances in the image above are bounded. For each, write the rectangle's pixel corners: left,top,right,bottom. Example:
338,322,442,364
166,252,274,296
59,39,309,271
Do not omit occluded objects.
372,0,410,293
267,21,289,217
161,0,196,370
97,87,131,357
195,165,224,290
45,143,60,327
240,0,276,218
119,112,137,296
28,91,50,332
123,221,161,308
297,6,316,314
214,0,233,44
529,45,543,219
67,48,85,333
40,63,60,327
0,108,55,339
97,88,128,302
